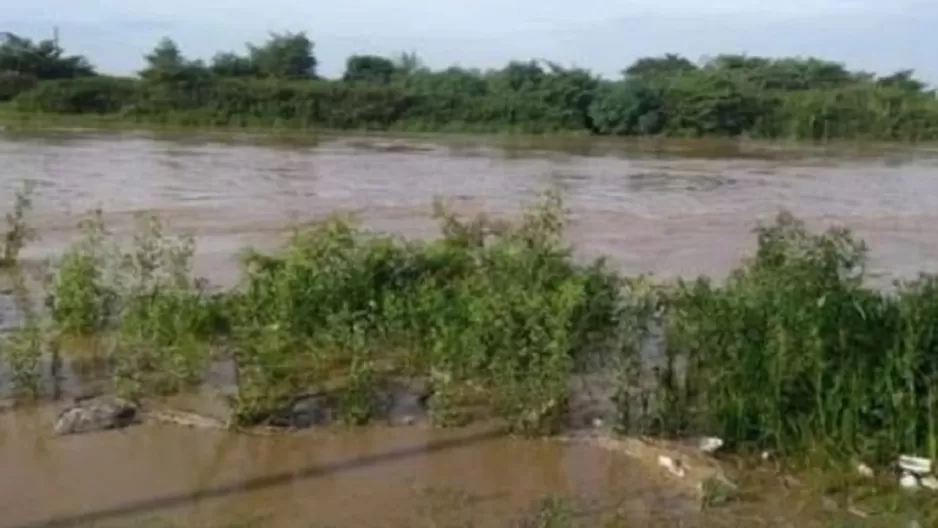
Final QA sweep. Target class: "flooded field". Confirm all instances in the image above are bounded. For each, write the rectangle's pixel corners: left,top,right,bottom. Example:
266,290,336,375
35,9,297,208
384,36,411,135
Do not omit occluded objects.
2,130,938,527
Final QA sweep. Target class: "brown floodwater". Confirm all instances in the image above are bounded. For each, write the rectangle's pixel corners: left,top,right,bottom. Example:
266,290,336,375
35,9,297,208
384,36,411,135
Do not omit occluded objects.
3,130,938,285
2,130,938,527
0,405,708,528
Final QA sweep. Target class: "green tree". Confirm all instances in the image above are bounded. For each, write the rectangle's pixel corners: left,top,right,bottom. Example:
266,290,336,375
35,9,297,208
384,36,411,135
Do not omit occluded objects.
139,38,207,82
589,79,664,135
248,32,317,79
210,52,257,77
877,70,927,93
0,32,94,79
343,55,397,84
392,51,425,78
624,54,697,80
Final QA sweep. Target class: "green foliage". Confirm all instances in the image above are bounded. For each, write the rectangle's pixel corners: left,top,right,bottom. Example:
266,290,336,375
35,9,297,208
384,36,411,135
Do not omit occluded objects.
13,76,138,114
49,210,117,334
139,38,209,84
210,52,257,78
1,267,45,397
225,192,622,432
589,78,664,135
624,53,698,80
344,55,397,84
1,181,37,268
9,35,938,139
0,71,38,101
14,182,938,467
0,32,94,102
247,32,317,80
618,212,938,464
48,210,215,396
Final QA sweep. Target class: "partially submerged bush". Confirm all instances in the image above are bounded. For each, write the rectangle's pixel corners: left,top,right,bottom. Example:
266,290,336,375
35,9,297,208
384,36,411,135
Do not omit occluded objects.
0,182,37,268
25,187,938,465
622,212,938,464
228,192,625,432
48,211,215,396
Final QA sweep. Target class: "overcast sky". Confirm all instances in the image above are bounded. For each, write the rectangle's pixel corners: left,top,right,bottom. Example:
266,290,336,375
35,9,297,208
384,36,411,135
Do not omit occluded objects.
4,1,936,81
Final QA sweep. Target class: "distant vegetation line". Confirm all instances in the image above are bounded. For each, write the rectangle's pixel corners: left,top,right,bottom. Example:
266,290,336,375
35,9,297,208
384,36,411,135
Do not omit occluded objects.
2,30,938,140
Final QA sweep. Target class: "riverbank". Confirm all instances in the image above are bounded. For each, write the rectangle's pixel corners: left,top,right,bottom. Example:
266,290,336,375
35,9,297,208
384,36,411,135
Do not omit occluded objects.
7,107,938,166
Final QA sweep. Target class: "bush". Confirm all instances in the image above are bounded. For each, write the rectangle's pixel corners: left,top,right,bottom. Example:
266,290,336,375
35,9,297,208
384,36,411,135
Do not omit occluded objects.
14,76,138,114
621,212,938,464
0,71,38,101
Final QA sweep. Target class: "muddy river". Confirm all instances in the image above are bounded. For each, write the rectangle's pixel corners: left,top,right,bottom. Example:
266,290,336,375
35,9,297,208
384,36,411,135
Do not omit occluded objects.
2,130,937,527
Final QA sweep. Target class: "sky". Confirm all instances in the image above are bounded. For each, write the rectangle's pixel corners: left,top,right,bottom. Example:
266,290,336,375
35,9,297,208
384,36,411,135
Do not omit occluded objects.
4,1,936,81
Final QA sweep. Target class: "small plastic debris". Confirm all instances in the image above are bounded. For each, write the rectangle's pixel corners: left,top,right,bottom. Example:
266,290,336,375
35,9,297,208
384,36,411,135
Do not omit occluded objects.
898,455,933,476
920,475,938,491
657,455,686,478
591,417,604,429
761,450,772,461
899,472,920,490
855,462,874,478
698,436,724,454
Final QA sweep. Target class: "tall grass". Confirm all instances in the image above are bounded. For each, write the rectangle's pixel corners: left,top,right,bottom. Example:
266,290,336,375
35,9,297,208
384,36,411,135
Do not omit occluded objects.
9,186,938,464
621,212,938,464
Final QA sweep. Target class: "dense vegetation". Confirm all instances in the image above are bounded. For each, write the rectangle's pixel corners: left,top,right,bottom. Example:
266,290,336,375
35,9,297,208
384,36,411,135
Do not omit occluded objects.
2,31,938,139
2,186,938,473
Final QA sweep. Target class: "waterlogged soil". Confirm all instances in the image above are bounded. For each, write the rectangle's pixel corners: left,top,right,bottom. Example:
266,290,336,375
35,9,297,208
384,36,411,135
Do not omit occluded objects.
3,131,938,527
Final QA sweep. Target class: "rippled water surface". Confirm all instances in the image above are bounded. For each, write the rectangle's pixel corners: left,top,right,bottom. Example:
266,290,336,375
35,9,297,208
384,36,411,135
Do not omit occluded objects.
2,130,937,527
4,131,938,285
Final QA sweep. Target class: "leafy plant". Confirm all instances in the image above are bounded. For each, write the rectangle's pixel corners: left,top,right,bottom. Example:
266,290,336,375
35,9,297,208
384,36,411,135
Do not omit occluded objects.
0,182,37,268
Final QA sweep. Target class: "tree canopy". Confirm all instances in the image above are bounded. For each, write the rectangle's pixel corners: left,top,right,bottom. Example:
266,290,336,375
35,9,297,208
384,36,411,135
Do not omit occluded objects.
5,31,938,141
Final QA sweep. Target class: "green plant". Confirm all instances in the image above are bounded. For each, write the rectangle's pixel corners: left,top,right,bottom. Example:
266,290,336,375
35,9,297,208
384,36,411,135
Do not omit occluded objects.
1,181,37,268
1,256,47,397
219,191,623,428
620,211,938,464
48,210,215,396
518,497,575,528
48,210,116,333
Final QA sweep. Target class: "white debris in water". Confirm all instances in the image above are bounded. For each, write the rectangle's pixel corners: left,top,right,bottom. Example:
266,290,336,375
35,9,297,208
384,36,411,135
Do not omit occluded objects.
898,455,933,476
591,417,604,429
899,472,920,490
761,450,772,461
855,462,874,478
920,475,938,491
698,437,724,454
657,455,686,478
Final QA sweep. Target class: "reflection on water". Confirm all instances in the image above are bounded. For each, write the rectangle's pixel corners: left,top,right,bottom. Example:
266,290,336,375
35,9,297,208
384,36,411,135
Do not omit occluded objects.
0,405,701,528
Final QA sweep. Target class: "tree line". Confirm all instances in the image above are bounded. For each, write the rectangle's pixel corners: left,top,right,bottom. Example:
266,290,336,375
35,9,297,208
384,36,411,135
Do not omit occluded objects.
2,30,938,140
